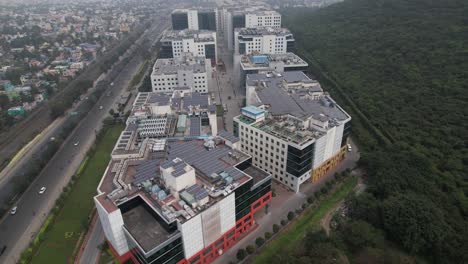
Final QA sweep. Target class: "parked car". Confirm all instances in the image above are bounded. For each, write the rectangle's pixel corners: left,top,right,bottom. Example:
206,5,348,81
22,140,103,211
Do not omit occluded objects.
10,206,17,215
39,187,46,194
347,144,352,152
74,141,79,146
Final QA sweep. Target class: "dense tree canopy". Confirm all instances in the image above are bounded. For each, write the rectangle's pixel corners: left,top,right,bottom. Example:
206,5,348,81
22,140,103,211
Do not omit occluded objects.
282,0,468,263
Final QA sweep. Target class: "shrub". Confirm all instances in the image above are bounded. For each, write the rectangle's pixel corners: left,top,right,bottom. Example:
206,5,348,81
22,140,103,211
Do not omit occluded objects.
237,249,247,261
281,219,287,226
246,245,255,254
265,231,272,240
321,186,329,195
314,192,321,199
273,224,280,233
287,211,295,221
255,237,265,247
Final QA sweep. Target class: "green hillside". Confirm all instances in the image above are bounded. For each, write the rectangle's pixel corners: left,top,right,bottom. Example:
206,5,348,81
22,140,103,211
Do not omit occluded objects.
281,0,468,263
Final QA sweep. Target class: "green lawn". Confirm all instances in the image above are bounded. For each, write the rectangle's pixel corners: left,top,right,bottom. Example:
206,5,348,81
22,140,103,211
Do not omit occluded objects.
253,177,358,264
31,124,124,264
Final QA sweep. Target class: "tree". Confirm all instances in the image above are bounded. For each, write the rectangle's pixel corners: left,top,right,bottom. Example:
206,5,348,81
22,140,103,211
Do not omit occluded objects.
246,245,255,254
281,219,287,226
255,237,265,247
236,248,246,261
0,94,10,109
307,196,314,204
273,224,280,233
341,220,384,252
265,231,272,240
287,211,295,221
381,194,448,254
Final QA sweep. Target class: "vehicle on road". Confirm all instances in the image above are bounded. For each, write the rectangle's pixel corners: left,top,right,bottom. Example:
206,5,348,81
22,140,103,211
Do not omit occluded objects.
39,187,46,194
0,245,6,256
99,106,104,110
347,144,352,152
223,104,228,112
74,141,80,146
10,206,17,215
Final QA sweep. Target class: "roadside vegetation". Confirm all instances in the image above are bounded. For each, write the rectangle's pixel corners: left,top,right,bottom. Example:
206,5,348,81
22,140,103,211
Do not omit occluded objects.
20,123,123,264
280,0,468,263
251,176,358,264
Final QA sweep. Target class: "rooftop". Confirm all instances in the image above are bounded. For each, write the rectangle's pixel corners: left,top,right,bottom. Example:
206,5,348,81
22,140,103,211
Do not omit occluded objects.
122,201,178,252
161,29,216,42
240,53,307,70
246,71,348,121
236,27,292,37
152,55,207,76
241,71,351,145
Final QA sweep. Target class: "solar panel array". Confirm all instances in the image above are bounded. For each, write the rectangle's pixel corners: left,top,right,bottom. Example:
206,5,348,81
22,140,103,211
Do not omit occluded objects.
186,184,209,200
190,117,200,136
133,160,159,185
167,140,233,178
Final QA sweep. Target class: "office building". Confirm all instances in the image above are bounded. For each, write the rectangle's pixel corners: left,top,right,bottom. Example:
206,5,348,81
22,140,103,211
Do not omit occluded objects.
234,27,295,55
233,71,351,192
94,94,272,263
151,54,211,94
160,30,217,66
236,52,308,87
171,9,218,31
126,90,218,139
223,9,281,50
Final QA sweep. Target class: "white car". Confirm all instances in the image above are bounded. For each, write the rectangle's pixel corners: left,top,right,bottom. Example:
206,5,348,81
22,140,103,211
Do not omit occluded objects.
99,106,103,110
347,144,352,152
10,206,17,215
39,187,46,194
74,141,79,146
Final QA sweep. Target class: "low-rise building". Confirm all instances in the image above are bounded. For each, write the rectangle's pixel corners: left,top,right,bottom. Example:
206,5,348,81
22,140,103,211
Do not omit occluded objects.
234,27,294,55
151,54,211,94
235,52,308,88
233,71,351,192
160,30,217,66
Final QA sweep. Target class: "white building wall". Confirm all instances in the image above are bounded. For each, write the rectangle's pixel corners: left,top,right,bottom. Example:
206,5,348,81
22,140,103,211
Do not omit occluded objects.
323,126,337,161
94,198,129,255
208,112,218,136
313,134,327,169
177,214,205,259
332,123,344,154
218,193,236,234
187,10,199,30
179,214,204,259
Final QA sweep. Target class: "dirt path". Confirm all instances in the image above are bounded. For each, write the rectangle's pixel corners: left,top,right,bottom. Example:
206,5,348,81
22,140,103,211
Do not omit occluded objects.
320,200,344,235
320,175,366,235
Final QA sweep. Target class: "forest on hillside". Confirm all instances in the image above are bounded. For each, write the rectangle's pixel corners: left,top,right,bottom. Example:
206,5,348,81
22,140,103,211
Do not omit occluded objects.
281,0,468,263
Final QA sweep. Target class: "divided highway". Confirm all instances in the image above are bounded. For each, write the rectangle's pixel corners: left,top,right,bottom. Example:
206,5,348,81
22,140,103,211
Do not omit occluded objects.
0,18,169,264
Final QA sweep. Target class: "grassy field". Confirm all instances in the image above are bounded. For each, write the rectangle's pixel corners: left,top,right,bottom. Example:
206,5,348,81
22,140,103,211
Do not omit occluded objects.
252,176,358,264
31,124,123,264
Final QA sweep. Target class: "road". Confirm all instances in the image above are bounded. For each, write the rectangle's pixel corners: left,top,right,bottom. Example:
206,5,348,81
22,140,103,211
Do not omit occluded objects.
75,21,170,264
0,19,168,264
79,218,104,264
212,30,245,132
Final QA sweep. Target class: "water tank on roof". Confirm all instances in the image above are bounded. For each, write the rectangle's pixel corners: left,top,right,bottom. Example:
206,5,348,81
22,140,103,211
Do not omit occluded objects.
158,190,167,200
151,185,160,194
